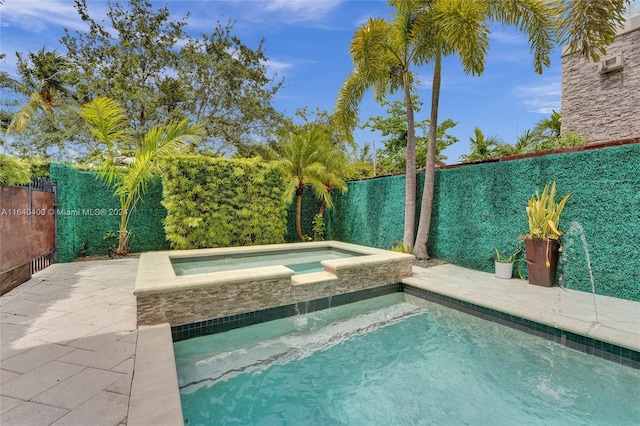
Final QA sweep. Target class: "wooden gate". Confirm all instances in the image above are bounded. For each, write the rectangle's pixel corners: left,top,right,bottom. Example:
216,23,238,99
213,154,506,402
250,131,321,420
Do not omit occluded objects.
0,177,56,295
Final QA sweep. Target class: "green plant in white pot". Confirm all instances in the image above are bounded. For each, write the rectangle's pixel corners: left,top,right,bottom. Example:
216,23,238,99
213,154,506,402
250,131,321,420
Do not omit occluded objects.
489,244,527,280
524,182,571,286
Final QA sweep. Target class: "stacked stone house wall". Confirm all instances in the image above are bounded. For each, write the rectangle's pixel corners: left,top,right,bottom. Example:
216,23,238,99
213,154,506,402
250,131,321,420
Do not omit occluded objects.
561,15,640,143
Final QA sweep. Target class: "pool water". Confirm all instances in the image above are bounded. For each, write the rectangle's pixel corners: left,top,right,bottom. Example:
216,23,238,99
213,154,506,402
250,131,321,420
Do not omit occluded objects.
174,293,640,425
172,248,358,276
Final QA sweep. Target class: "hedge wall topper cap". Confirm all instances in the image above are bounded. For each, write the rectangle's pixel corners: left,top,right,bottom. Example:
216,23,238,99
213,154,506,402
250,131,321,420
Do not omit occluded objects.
525,181,571,240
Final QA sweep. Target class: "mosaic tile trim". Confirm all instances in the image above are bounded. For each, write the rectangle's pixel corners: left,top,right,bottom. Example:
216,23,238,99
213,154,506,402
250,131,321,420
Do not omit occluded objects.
403,284,640,369
171,282,402,341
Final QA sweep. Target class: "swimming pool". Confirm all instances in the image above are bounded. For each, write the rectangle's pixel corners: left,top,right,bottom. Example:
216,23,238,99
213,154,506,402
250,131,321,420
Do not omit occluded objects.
174,293,640,425
172,247,361,276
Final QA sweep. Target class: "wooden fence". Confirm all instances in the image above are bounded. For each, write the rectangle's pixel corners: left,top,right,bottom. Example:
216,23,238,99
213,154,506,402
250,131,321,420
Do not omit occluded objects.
0,177,56,295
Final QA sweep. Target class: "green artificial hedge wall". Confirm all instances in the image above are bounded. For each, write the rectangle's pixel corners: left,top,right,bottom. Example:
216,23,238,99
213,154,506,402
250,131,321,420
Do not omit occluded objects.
50,164,169,262
162,156,288,249
51,142,639,301
312,143,640,300
427,143,640,301
326,173,408,249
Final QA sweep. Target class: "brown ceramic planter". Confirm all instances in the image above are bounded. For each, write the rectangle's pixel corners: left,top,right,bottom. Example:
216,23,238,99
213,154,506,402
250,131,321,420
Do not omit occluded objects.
524,238,560,287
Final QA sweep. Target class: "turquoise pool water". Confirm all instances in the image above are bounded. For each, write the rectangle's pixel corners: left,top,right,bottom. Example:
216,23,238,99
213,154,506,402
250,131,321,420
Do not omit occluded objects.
174,293,640,425
172,248,358,276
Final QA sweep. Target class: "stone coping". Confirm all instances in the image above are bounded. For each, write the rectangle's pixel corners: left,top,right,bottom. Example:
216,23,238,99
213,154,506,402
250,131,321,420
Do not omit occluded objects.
403,273,640,354
128,323,183,426
134,241,412,296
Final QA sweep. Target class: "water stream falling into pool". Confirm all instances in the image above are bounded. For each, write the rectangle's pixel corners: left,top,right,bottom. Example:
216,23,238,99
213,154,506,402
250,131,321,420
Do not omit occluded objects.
561,221,599,323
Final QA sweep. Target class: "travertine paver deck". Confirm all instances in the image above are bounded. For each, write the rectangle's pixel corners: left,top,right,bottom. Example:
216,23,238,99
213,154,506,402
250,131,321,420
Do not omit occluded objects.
1,259,138,426
1,259,639,426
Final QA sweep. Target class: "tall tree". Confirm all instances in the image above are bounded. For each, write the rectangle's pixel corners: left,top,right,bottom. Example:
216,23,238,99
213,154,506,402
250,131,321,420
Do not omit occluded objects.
80,97,204,254
177,22,285,154
62,0,283,154
412,0,557,259
334,0,429,250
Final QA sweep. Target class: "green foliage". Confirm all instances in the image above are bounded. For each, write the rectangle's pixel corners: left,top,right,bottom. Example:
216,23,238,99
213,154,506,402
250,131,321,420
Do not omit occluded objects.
391,241,414,254
461,111,588,163
312,213,326,241
488,243,528,279
0,154,30,185
363,98,458,173
560,0,630,61
459,127,504,163
162,155,288,249
526,182,571,240
62,0,283,155
80,97,204,254
2,48,74,136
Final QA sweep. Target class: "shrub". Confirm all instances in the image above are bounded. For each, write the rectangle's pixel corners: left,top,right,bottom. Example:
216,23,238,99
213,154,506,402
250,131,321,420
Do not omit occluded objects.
162,155,288,249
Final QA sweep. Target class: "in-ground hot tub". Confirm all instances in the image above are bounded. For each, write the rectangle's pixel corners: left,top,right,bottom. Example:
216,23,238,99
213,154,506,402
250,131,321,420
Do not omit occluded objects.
134,241,414,328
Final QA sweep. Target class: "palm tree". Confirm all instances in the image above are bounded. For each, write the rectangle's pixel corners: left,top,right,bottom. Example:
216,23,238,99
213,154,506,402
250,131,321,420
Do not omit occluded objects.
334,0,428,250
280,129,330,242
460,127,504,163
412,0,557,259
4,48,73,135
80,97,204,254
561,0,631,62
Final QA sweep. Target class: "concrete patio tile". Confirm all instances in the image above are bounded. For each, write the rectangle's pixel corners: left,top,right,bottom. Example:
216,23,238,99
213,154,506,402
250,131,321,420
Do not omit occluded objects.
0,323,35,341
106,372,133,395
0,369,20,384
0,400,68,426
1,343,75,374
0,298,45,314
75,302,125,316
0,361,85,401
0,337,43,360
83,307,136,328
111,357,134,374
35,312,94,331
1,309,67,326
1,395,23,412
31,367,124,410
58,341,136,370
66,329,125,351
50,391,128,426
28,323,101,345
21,283,70,296
117,330,138,344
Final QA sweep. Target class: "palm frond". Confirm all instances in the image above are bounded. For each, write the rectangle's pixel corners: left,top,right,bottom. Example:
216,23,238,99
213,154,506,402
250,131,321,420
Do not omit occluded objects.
559,0,629,61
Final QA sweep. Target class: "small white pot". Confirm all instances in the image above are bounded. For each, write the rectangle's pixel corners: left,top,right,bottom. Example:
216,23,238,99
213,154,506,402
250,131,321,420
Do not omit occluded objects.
495,261,513,279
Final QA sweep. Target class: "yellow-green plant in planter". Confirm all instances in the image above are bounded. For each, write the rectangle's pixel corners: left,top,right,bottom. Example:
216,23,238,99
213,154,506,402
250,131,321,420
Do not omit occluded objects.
524,182,570,287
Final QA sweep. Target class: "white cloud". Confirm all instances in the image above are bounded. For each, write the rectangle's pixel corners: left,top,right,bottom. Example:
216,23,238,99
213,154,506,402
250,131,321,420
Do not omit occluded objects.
1,1,89,33
264,58,293,74
512,80,561,114
262,0,341,21
490,29,526,45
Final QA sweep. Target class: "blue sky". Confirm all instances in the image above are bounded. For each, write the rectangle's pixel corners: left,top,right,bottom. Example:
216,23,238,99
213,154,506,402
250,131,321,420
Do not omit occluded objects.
2,1,639,163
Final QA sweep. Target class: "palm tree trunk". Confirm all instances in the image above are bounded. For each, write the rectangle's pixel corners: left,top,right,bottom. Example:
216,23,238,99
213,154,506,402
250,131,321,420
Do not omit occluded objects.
117,210,130,254
319,199,327,216
414,51,442,259
296,193,305,241
403,72,417,250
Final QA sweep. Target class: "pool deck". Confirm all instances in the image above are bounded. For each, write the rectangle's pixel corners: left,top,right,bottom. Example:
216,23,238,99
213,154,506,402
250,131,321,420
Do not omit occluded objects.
1,258,639,425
